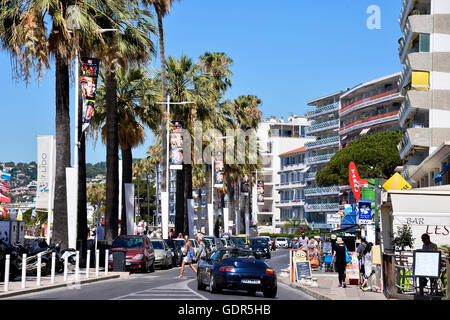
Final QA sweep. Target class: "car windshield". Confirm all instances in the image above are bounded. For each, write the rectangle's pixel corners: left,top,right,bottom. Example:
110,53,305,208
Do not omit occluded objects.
165,240,175,249
151,241,164,249
250,238,268,246
213,249,256,261
112,237,143,249
175,239,185,247
232,237,245,245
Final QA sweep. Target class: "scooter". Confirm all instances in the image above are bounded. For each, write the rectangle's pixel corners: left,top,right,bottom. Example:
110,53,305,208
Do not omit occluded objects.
0,239,21,281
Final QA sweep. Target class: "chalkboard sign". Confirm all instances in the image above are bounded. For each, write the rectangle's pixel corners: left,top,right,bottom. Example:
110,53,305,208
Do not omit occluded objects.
295,261,312,281
413,250,441,278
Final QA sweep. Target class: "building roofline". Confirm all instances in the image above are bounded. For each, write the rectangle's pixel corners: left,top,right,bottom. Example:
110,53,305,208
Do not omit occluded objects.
340,72,401,99
279,146,306,156
306,91,344,105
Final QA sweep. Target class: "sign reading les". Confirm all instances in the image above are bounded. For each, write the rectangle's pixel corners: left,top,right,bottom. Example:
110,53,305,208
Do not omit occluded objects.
349,162,368,202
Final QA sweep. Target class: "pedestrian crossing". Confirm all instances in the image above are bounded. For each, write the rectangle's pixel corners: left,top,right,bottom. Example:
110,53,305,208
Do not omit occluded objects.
111,278,207,300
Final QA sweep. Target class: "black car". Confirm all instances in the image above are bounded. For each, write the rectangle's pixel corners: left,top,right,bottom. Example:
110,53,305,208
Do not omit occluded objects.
230,236,246,248
203,236,224,252
249,237,271,259
196,248,277,298
164,239,182,267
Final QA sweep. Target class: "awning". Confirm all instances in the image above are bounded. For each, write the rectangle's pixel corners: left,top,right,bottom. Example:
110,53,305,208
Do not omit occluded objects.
331,224,358,234
359,127,371,136
434,163,450,184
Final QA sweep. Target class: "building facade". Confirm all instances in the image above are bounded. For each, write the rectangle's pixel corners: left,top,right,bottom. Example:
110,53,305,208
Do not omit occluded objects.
397,0,450,185
254,115,313,234
339,73,403,148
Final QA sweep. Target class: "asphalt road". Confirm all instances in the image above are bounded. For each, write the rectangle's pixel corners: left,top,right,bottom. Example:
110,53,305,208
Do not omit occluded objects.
13,248,314,300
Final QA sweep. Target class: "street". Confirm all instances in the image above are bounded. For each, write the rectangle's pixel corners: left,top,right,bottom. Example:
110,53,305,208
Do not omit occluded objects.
12,249,314,300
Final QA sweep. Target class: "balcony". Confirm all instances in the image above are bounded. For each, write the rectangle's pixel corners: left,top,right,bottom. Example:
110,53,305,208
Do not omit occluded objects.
305,135,339,151
305,153,335,166
305,102,339,119
279,163,307,172
257,208,273,215
340,89,401,117
397,128,430,159
304,186,339,197
306,119,339,135
305,203,340,213
399,0,431,32
305,172,316,181
275,199,305,207
276,181,307,189
398,59,412,90
339,110,399,136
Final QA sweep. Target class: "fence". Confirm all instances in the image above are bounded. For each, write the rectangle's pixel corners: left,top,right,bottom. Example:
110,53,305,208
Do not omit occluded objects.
382,250,448,300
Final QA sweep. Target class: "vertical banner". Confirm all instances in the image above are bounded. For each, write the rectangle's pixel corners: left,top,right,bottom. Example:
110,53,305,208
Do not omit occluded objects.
207,203,214,236
349,162,368,202
240,175,249,196
118,158,123,221
214,151,224,187
235,209,240,234
36,136,56,210
187,199,195,238
170,120,184,170
160,192,169,238
257,180,264,203
80,57,100,133
65,167,77,249
223,207,229,234
358,200,372,225
124,183,135,235
245,212,250,235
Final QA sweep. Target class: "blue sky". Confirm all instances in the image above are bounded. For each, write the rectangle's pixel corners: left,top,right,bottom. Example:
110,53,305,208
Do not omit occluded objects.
0,0,403,164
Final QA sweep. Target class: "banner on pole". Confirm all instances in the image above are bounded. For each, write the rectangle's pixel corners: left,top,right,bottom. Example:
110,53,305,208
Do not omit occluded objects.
80,57,100,133
170,120,184,170
358,200,372,225
240,175,249,195
66,167,77,249
349,162,368,202
214,151,224,187
36,136,56,210
125,183,135,235
257,180,264,203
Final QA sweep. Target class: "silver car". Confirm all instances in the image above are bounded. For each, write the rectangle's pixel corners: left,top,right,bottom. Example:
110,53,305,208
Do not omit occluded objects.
150,240,173,269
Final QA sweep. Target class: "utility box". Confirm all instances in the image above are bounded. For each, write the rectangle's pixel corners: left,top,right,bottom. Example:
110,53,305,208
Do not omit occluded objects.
0,221,24,245
112,250,127,272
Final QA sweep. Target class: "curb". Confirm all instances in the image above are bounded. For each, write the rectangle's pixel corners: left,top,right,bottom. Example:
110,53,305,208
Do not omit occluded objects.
0,274,122,299
280,277,335,300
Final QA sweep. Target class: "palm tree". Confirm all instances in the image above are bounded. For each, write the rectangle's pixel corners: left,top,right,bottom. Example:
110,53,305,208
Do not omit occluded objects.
143,0,180,219
90,5,157,241
0,0,119,249
91,67,161,235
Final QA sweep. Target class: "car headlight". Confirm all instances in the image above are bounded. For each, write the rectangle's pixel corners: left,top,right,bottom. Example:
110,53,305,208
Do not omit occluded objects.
133,254,144,260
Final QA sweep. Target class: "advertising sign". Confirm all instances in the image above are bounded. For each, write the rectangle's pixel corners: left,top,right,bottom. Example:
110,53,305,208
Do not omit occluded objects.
240,175,249,195
36,136,55,210
214,151,224,187
257,180,264,203
327,213,341,225
80,57,100,133
382,173,412,191
349,162,368,202
170,120,184,170
358,200,372,225
345,251,360,283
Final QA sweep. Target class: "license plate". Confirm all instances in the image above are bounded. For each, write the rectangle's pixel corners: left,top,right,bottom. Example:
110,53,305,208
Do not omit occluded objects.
126,261,131,266
241,279,260,284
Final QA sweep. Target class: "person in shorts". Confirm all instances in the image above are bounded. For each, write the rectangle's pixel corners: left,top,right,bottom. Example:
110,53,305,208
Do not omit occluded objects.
177,235,197,279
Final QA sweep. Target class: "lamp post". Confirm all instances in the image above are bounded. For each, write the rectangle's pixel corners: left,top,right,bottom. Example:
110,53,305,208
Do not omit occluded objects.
156,96,194,239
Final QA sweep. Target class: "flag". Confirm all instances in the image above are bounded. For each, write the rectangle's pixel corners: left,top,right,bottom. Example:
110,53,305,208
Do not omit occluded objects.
0,205,7,218
0,181,10,188
0,192,11,203
0,185,9,193
0,171,11,181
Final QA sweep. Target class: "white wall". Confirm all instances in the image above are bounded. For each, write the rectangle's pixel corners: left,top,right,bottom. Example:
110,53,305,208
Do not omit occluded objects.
430,109,450,128
431,33,450,52
430,71,450,90
432,0,450,14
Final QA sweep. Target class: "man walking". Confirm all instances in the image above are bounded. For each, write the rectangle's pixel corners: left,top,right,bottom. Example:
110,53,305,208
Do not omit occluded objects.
299,233,309,249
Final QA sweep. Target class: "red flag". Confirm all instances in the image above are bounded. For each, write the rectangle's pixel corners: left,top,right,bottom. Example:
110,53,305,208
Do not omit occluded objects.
349,162,368,202
0,186,9,193
0,192,11,203
0,205,7,218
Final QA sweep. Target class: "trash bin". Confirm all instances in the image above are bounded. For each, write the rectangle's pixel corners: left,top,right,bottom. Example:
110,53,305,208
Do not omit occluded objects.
112,250,127,272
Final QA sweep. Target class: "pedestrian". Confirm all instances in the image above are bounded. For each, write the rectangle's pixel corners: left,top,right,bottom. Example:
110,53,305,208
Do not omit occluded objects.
418,234,438,295
96,222,104,241
356,236,367,282
360,242,374,291
307,239,317,261
330,234,337,255
177,233,183,239
195,233,207,266
292,237,300,249
168,228,174,239
299,232,309,249
330,237,348,288
177,235,197,279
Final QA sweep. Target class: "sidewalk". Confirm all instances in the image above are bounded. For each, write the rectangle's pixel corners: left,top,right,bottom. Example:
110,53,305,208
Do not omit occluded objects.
0,268,129,299
280,270,389,300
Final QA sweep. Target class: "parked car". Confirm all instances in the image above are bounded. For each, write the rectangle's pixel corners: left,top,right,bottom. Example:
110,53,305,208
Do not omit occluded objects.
164,239,182,267
233,234,250,248
174,238,186,254
151,240,173,269
108,235,155,272
196,248,277,298
249,237,271,259
275,237,289,249
203,236,224,252
231,236,246,248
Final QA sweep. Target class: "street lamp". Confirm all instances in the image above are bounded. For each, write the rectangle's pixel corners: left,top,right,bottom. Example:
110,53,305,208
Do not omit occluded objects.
156,96,194,239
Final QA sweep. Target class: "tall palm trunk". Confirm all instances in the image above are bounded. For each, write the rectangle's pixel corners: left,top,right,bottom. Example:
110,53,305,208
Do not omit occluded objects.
121,147,133,235
175,169,184,235
105,66,119,241
53,52,70,249
77,85,87,265
184,164,192,236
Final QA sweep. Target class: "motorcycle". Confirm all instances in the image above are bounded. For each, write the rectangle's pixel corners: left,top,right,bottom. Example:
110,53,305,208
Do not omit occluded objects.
0,239,21,281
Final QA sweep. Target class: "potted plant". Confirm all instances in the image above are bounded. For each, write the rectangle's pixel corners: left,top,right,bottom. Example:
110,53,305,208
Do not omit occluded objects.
392,225,415,293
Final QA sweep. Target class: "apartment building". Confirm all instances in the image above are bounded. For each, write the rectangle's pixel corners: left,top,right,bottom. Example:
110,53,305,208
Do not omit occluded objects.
304,92,342,231
397,0,450,186
254,115,313,234
275,147,308,225
339,73,403,148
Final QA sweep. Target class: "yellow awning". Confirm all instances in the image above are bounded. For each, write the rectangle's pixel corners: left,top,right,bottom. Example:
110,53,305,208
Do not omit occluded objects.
412,71,429,91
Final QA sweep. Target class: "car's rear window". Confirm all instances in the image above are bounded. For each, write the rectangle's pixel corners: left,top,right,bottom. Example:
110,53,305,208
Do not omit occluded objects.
112,237,143,249
151,241,164,249
250,238,268,246
165,240,175,249
215,249,256,260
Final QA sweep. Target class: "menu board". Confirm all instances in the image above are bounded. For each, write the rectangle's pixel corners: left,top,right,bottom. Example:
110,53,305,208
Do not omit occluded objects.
295,261,312,281
345,251,360,282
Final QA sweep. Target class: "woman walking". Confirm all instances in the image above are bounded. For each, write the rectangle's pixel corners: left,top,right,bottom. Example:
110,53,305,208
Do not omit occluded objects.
177,235,197,279
330,237,348,288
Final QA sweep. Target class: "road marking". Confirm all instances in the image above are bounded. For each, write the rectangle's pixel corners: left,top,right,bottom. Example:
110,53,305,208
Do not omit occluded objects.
111,278,207,300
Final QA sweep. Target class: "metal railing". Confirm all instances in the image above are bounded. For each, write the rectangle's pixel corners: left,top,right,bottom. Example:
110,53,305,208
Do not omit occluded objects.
306,153,335,165
305,136,339,150
304,203,340,212
306,119,340,134
304,186,339,196
305,102,339,119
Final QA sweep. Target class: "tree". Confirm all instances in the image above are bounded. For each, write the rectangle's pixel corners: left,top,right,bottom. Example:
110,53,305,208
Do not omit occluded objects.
392,224,415,251
316,131,403,187
0,0,118,248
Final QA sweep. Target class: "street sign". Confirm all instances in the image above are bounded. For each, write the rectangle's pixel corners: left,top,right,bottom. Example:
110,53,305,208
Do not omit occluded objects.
358,200,372,225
